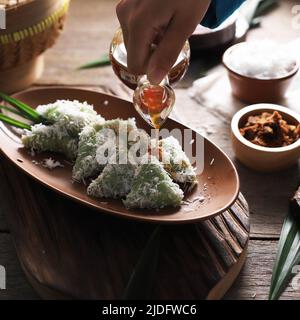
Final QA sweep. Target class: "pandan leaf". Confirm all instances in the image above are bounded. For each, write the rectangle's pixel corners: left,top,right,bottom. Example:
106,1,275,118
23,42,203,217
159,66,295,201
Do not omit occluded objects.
269,187,300,300
77,53,111,70
0,113,31,130
123,226,161,300
0,104,24,117
0,92,43,123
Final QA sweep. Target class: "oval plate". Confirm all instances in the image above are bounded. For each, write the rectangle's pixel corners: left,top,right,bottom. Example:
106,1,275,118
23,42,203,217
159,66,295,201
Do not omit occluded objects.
0,87,239,224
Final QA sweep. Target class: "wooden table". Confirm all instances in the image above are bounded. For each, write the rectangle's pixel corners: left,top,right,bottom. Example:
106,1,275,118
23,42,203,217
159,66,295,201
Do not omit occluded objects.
1,0,300,300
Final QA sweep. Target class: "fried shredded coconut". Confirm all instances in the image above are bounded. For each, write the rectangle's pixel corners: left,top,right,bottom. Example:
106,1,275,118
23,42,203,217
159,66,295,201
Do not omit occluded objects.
240,111,300,148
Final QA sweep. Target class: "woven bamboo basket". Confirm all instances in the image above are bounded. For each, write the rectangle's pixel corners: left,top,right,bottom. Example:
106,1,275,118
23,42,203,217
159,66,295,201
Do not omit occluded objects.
0,0,70,93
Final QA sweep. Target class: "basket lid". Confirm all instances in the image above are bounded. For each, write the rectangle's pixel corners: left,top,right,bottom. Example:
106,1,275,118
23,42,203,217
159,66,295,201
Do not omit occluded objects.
0,0,63,33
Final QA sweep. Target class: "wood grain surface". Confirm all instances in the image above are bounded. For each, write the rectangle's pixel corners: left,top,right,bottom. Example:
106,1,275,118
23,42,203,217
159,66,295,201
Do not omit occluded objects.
0,0,300,299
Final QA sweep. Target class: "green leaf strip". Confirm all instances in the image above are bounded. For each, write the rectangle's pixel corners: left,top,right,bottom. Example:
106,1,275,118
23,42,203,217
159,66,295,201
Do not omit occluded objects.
0,92,42,123
0,113,31,130
77,53,111,70
269,190,300,300
0,104,24,117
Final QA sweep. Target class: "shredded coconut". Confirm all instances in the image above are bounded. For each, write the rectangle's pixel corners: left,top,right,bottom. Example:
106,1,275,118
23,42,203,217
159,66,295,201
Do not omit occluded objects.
11,127,25,136
225,41,297,79
42,158,64,170
30,149,36,157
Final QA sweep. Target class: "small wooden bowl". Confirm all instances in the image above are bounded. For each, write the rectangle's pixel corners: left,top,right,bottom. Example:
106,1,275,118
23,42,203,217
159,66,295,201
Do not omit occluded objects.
223,43,299,104
231,104,300,172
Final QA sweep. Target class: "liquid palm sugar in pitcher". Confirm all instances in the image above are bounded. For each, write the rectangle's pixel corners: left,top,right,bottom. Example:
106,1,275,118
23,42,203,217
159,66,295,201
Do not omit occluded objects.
109,28,190,130
110,28,190,155
109,28,190,90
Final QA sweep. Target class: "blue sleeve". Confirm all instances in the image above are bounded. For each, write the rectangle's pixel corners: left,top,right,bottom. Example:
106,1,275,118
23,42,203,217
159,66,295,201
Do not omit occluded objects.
201,0,246,29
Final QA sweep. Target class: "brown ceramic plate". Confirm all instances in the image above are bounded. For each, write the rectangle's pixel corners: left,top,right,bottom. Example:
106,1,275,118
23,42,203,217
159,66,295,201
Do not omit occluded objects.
0,87,239,224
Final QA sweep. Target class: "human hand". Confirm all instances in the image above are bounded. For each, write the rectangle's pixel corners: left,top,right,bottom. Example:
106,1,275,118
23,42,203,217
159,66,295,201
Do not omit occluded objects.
116,0,211,84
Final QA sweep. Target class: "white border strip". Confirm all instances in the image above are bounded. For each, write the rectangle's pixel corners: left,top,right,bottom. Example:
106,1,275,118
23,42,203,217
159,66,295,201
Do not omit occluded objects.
0,6,6,30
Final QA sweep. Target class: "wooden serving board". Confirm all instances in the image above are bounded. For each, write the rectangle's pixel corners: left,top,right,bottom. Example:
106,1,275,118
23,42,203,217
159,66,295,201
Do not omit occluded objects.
0,155,249,300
